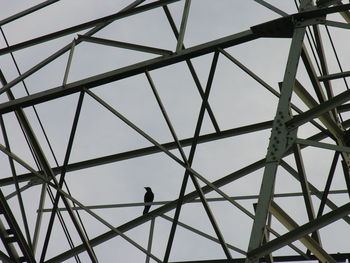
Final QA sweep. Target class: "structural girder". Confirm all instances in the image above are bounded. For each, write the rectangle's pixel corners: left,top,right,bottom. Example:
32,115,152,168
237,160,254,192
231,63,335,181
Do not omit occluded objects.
0,1,350,262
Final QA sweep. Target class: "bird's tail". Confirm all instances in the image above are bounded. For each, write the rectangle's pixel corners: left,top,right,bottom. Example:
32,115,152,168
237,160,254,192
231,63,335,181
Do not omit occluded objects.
143,205,150,215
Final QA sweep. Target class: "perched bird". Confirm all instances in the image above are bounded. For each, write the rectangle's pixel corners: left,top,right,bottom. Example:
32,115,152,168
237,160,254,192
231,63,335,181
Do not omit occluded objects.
143,187,154,215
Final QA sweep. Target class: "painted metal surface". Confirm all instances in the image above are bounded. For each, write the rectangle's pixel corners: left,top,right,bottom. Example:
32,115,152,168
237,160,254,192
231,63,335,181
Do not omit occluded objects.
0,1,350,262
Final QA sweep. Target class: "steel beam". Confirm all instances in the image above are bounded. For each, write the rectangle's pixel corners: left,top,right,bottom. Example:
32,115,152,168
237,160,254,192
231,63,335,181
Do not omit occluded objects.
301,45,327,104
0,120,273,187
317,152,339,218
222,51,327,134
293,79,343,139
323,19,350,29
310,24,333,101
335,1,350,23
293,145,321,245
145,218,155,263
162,4,221,133
160,214,246,255
296,138,350,152
0,0,147,104
0,190,35,262
62,40,76,86
163,51,232,262
77,35,172,56
268,202,335,263
0,29,257,111
1,57,97,263
318,70,350,82
45,158,266,263
169,253,350,263
0,0,60,26
1,2,350,111
39,129,350,263
287,87,350,130
1,2,350,262
39,190,350,212
280,160,350,225
247,202,350,261
176,0,191,52
254,0,288,16
246,15,307,260
293,78,350,204
1,1,349,57
39,92,86,262
162,5,220,132
0,0,182,56
145,70,187,162
0,72,33,255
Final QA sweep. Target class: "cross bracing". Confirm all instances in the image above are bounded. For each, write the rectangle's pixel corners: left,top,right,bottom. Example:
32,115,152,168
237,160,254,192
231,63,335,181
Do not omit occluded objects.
0,0,350,262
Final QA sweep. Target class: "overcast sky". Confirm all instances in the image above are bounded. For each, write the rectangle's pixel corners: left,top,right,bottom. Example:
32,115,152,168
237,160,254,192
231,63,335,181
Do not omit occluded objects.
0,0,350,262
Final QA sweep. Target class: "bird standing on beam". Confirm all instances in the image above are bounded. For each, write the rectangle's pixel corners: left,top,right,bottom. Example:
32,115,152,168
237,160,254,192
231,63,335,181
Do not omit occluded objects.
143,187,154,215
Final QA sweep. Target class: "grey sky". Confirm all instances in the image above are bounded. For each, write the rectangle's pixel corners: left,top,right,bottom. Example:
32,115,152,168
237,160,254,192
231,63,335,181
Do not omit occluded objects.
0,0,350,262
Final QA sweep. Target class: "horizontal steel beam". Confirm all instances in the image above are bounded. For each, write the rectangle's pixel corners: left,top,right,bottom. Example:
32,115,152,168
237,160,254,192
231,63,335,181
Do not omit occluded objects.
45,158,266,263
0,0,181,56
44,121,350,263
296,138,350,153
250,3,350,37
324,19,350,29
2,4,350,113
318,69,350,82
169,252,350,263
0,29,257,112
1,2,349,57
43,122,350,262
77,35,173,55
40,190,348,212
0,120,273,187
337,103,350,113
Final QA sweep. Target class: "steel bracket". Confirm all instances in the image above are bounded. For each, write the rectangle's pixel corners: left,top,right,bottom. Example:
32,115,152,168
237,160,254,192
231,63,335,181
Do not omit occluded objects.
294,15,326,27
266,112,297,163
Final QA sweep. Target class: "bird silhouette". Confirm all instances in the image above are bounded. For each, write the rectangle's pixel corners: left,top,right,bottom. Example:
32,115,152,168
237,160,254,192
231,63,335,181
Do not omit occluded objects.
143,187,154,215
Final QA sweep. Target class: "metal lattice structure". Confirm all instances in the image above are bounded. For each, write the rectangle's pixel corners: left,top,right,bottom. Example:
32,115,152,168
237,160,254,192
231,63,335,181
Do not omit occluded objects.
1,0,350,262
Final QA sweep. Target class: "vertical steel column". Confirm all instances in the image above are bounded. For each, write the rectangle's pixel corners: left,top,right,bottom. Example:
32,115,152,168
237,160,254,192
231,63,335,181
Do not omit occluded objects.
145,218,155,263
246,1,310,260
253,203,273,263
176,0,191,52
